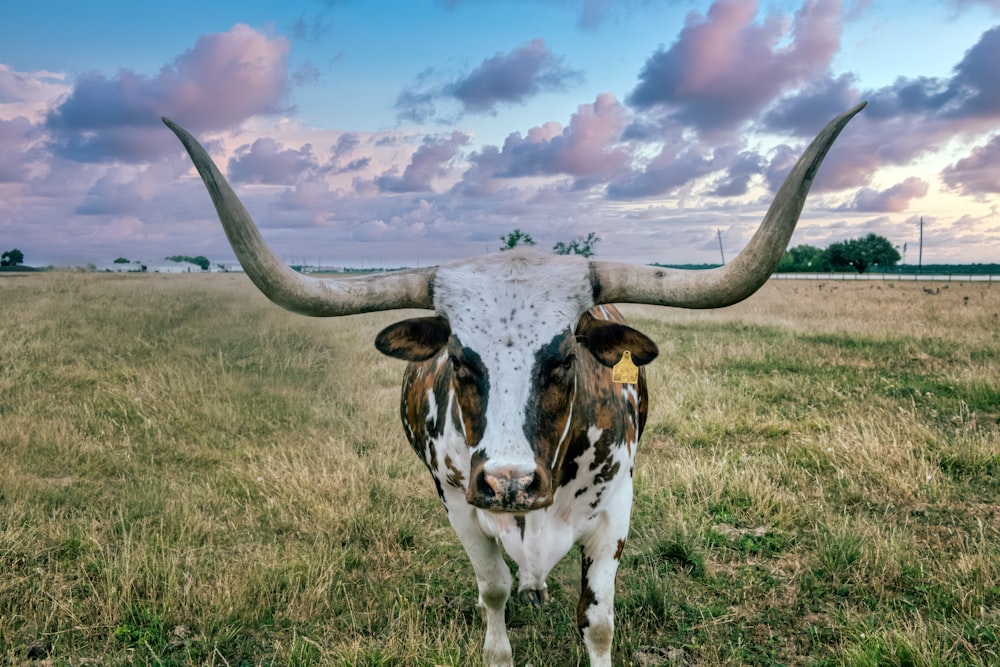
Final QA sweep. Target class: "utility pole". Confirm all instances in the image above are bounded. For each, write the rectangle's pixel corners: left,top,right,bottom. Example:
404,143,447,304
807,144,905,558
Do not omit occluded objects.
717,229,726,266
918,217,924,273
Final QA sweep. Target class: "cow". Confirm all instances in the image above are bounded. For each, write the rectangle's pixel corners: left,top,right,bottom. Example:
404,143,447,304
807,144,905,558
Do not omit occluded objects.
163,102,864,666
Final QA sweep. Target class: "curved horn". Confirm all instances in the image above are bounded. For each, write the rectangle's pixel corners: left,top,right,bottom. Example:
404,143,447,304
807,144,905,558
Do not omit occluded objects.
162,118,435,316
590,102,866,309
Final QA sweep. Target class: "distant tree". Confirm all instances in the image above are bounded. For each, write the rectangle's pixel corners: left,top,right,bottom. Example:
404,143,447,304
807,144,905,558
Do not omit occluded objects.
499,229,535,252
1,249,24,266
553,232,601,258
113,257,130,264
825,234,900,273
166,255,211,271
777,244,825,272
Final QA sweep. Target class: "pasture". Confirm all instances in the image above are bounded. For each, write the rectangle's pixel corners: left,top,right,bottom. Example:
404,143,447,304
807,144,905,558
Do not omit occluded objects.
1,272,997,666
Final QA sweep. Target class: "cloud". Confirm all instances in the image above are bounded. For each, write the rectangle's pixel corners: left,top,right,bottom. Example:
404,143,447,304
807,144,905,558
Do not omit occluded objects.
394,87,441,125
945,24,1000,120
0,116,42,182
375,131,470,192
709,150,765,196
291,14,332,42
75,169,146,216
44,24,291,163
759,22,1000,195
762,73,859,136
606,139,721,199
856,25,1000,131
843,176,929,212
507,94,630,177
454,93,632,195
941,135,1000,195
332,133,360,158
627,0,842,132
228,138,320,185
0,65,69,121
953,0,1000,11
395,39,581,122
449,39,582,113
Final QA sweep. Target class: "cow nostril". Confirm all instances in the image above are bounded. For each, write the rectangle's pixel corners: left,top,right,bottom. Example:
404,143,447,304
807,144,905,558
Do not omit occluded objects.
477,471,496,499
524,472,541,496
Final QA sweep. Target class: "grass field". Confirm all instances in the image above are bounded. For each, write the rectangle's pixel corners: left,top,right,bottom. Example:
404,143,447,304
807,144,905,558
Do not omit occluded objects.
1,272,997,666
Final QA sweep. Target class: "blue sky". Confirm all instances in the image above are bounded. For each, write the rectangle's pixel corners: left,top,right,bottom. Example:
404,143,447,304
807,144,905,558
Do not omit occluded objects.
2,0,999,267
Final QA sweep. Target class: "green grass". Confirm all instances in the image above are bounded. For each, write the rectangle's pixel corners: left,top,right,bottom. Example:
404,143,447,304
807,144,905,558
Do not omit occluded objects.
1,273,998,665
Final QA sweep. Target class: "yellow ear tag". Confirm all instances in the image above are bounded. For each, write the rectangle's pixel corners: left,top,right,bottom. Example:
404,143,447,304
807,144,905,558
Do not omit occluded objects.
612,350,639,384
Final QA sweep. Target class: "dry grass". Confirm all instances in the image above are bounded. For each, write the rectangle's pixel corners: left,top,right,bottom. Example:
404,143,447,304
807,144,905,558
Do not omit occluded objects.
1,272,997,666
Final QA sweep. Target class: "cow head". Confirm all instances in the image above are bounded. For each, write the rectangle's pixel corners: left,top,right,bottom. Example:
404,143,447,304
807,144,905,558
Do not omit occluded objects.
372,253,659,511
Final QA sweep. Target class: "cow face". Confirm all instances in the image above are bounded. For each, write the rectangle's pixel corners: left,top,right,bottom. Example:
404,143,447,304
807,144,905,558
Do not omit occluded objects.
375,254,657,514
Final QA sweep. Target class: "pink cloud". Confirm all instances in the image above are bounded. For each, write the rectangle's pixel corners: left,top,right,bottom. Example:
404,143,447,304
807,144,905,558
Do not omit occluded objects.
228,138,319,185
0,117,40,182
942,135,1000,195
45,24,291,163
606,135,720,199
375,131,470,193
628,0,842,131
845,176,929,212
460,93,631,191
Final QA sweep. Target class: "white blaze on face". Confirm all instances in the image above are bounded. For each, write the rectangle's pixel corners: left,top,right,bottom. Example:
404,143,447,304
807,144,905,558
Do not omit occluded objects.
433,250,595,466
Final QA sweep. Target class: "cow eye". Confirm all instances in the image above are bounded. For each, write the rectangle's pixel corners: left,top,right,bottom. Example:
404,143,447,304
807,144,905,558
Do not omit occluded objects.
549,354,575,379
450,353,471,379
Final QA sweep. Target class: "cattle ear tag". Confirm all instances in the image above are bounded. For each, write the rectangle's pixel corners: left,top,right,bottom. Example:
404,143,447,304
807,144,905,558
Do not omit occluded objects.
612,350,639,384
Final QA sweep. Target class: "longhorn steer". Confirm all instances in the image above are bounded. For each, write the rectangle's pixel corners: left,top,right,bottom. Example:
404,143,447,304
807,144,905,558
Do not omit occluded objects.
163,102,864,666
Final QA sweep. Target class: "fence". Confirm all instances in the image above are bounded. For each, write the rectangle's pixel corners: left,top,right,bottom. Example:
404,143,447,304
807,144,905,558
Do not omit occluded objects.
772,273,997,283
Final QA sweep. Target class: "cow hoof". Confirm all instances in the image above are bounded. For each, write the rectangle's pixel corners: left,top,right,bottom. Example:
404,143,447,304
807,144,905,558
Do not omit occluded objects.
522,588,549,608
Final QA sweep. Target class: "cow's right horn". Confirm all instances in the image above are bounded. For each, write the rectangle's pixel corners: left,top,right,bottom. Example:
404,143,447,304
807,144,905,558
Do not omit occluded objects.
589,102,866,309
163,118,436,317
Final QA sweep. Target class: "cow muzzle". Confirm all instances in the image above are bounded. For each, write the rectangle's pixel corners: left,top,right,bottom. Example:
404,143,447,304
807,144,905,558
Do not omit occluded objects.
467,461,553,512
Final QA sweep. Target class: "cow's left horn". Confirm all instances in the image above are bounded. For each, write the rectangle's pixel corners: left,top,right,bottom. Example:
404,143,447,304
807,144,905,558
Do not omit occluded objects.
163,118,435,316
589,102,866,309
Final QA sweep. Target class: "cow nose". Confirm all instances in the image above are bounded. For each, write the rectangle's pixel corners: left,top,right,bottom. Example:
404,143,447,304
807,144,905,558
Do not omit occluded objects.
469,462,553,512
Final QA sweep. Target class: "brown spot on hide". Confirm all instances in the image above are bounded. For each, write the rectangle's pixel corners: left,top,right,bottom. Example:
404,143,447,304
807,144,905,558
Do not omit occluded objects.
515,515,526,540
577,554,595,634
614,538,626,561
449,342,488,447
444,455,465,489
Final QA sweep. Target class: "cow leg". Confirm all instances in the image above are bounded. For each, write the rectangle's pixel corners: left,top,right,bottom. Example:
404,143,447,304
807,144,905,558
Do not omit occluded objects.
577,513,630,667
448,508,513,667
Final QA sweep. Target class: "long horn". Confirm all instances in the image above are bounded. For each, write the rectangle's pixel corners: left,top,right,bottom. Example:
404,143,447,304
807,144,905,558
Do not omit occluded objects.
163,118,435,316
590,102,866,309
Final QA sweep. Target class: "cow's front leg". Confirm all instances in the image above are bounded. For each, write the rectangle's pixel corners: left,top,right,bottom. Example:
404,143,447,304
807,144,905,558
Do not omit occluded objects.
447,507,513,667
577,515,630,667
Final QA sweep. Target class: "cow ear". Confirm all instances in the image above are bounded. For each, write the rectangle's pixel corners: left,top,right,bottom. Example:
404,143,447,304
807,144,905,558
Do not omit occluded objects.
375,316,451,361
574,311,659,368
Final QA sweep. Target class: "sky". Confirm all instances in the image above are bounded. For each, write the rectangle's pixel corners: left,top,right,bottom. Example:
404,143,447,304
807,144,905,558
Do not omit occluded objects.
2,0,1000,269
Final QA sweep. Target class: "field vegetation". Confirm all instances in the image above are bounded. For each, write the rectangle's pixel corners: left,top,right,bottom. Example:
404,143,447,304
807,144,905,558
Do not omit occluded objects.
1,272,998,666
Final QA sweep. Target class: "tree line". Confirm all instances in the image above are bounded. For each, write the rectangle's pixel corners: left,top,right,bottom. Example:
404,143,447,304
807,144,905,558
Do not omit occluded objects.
500,229,601,257
499,230,904,275
777,233,900,273
1,248,24,267
14,233,991,276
